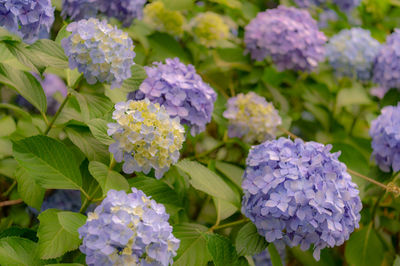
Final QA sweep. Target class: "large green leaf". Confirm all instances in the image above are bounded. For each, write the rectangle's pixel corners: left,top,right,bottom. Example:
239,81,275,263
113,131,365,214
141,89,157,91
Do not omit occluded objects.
2,41,44,73
173,223,211,266
0,116,16,137
65,126,109,163
345,224,384,266
15,167,45,210
0,63,47,114
0,227,38,242
215,161,244,188
235,222,268,256
0,237,42,266
87,119,114,145
213,197,238,221
72,92,113,122
88,161,129,196
175,160,240,207
28,39,69,69
268,243,283,266
37,210,86,259
205,234,248,266
13,135,83,190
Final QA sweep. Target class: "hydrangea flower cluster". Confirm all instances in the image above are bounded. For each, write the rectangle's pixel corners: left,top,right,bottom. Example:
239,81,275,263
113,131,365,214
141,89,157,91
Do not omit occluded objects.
318,9,338,29
98,0,147,27
244,6,326,72
61,0,145,26
189,12,232,48
326,28,380,81
242,137,362,260
369,104,400,172
223,92,282,143
41,190,82,212
143,1,185,37
61,0,98,21
294,0,361,12
107,99,185,178
0,0,54,43
129,58,216,136
253,243,286,266
17,73,67,115
79,188,180,266
373,30,400,92
61,18,135,89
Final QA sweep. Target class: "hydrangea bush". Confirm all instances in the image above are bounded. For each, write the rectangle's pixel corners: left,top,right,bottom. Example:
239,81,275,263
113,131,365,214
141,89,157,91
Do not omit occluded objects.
0,1,399,266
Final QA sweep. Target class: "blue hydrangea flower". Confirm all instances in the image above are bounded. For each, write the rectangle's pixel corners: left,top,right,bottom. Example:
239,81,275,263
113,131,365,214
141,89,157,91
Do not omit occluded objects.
244,6,326,72
107,99,185,179
242,137,362,260
373,30,400,92
79,188,180,266
98,0,146,27
41,190,82,212
223,92,282,143
0,0,54,44
17,73,67,115
128,58,217,136
61,18,135,89
370,104,400,172
61,0,98,21
294,0,361,12
326,28,380,81
253,243,286,266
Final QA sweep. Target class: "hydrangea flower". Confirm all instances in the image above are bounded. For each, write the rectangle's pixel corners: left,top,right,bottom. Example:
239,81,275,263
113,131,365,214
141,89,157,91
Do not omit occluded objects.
61,18,135,89
189,12,232,48
98,0,146,27
244,6,326,72
79,188,180,266
318,9,338,29
61,0,98,21
128,58,216,136
107,99,185,179
242,137,362,260
41,190,82,212
294,0,361,12
370,104,400,172
0,0,54,43
143,1,185,36
223,92,282,143
326,28,380,81
373,30,400,92
253,243,286,266
17,73,67,115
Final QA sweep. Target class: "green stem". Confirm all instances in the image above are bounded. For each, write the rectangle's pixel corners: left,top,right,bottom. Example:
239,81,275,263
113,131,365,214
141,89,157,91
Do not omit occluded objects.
2,180,16,197
79,198,91,214
44,93,71,135
210,218,249,231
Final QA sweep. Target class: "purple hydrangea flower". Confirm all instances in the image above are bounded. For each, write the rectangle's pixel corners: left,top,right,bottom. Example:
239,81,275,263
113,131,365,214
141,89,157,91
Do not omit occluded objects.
0,0,54,43
242,137,362,260
326,28,380,81
61,0,98,21
79,188,180,266
370,104,400,172
17,73,67,115
41,190,82,212
223,92,282,143
253,243,286,266
98,0,146,27
244,6,326,72
294,0,361,12
373,30,400,93
61,18,135,89
128,58,217,136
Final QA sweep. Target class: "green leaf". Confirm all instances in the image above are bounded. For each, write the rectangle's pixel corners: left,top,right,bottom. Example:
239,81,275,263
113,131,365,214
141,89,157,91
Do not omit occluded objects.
28,40,69,69
72,92,113,122
0,103,32,121
173,223,212,266
213,197,238,221
175,160,240,207
393,255,400,266
37,210,86,259
345,224,384,266
147,32,190,63
336,85,372,110
3,41,44,73
0,116,16,137
215,161,244,188
235,222,268,256
87,119,114,145
128,176,183,214
0,237,42,266
0,63,47,114
205,234,248,266
13,135,83,190
0,227,38,242
0,158,18,178
88,161,129,196
0,138,12,159
161,0,194,10
65,126,109,163
45,264,83,266
15,167,45,210
268,243,283,266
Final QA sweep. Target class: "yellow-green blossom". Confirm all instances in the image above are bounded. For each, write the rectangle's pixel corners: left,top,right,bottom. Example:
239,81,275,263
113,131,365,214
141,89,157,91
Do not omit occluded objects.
143,1,185,36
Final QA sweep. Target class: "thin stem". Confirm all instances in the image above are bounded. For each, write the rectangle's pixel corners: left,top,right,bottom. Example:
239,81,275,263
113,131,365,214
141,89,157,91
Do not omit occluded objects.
44,93,71,135
2,180,16,197
278,126,299,139
0,199,23,207
79,198,91,214
347,169,388,190
80,188,91,200
210,218,249,231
